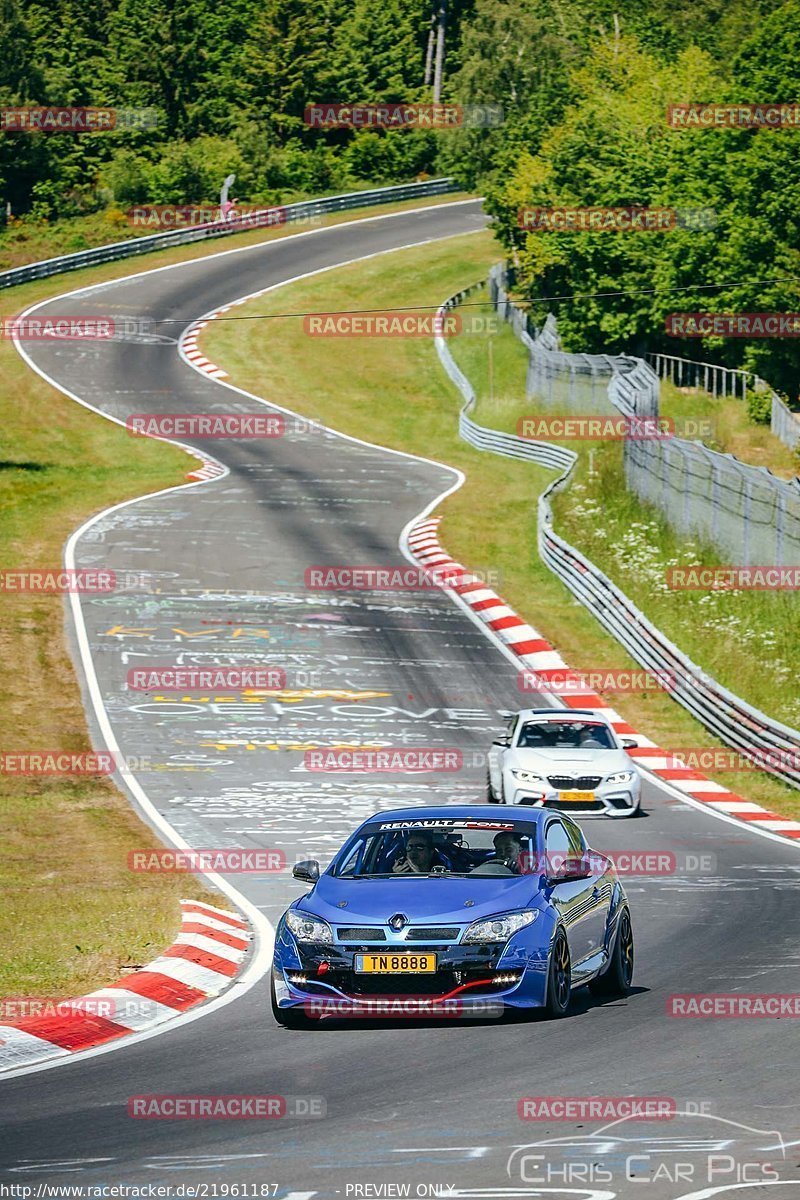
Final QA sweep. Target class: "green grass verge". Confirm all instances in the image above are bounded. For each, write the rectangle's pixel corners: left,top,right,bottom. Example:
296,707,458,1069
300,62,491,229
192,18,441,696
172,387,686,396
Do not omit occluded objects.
0,194,474,996
202,236,800,823
0,354,213,996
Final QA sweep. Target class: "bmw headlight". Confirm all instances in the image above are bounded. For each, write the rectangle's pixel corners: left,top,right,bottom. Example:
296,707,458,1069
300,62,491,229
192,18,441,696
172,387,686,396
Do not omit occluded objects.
605,770,635,785
462,910,539,944
286,909,333,944
510,769,545,783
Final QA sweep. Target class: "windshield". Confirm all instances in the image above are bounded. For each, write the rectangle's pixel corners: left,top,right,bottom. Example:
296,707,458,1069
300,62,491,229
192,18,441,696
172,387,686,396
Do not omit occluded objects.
333,818,540,879
516,719,617,750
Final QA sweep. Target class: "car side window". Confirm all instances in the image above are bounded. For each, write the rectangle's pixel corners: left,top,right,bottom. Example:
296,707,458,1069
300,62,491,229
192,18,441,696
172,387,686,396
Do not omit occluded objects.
544,820,572,875
336,841,363,877
562,817,587,857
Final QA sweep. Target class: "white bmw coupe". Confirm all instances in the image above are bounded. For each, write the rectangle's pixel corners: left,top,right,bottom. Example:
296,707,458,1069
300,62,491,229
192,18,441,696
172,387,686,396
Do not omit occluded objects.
487,708,642,817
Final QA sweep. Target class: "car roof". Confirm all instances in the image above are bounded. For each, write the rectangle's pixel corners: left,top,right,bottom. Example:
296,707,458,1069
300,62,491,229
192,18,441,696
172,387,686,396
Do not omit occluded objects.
358,805,551,827
515,708,610,722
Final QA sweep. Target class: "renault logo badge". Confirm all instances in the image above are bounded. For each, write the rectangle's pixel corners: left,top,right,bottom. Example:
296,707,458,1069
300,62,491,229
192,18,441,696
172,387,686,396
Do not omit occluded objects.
388,913,407,930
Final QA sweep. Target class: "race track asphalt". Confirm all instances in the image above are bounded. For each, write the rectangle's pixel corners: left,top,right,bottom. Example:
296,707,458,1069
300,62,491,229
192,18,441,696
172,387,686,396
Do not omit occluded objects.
1,200,799,1200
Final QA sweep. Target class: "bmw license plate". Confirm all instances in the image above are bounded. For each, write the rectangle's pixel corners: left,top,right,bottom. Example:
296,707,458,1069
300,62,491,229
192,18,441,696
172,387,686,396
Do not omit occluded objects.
355,953,437,973
558,790,595,803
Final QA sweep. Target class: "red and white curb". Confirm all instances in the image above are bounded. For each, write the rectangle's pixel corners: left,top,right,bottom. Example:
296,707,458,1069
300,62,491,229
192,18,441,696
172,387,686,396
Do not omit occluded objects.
182,299,251,381
182,318,228,380
407,517,800,842
0,899,252,1072
186,457,226,482
176,320,229,483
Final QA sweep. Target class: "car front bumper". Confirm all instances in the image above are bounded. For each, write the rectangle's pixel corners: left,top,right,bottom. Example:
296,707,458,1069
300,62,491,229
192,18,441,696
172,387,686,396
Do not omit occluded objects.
501,777,641,816
272,925,551,1015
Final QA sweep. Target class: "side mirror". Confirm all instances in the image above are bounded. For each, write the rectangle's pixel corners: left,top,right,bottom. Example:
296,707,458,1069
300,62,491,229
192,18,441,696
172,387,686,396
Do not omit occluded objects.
293,859,320,884
547,865,592,885
621,738,638,749
492,735,511,747
544,853,592,885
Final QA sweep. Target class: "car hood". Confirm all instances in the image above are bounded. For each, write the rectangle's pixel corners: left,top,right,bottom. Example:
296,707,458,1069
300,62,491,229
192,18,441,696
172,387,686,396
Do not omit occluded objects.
297,873,541,925
508,747,630,772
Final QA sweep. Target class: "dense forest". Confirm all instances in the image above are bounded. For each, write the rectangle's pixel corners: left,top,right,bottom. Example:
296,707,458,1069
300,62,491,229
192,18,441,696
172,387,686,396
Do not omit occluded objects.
3,0,800,391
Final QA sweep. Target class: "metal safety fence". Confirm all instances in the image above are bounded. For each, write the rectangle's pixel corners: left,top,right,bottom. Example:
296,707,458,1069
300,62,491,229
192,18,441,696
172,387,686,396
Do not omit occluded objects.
772,393,800,450
649,351,800,460
624,435,800,565
437,282,576,473
491,265,800,566
648,352,752,401
434,272,800,790
490,269,659,418
0,178,460,291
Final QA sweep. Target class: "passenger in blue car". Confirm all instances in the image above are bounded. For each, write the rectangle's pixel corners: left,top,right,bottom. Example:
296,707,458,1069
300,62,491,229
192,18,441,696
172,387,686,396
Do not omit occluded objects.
392,831,445,874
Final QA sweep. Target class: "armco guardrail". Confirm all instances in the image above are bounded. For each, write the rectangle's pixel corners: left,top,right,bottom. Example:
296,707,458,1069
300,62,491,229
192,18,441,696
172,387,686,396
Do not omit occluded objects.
0,178,459,291
497,273,659,421
437,283,576,474
435,274,800,790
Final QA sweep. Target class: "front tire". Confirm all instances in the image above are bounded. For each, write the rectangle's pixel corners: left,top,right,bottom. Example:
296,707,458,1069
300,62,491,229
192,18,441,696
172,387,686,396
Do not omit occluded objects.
543,927,572,1018
271,975,313,1029
589,906,634,998
486,771,500,802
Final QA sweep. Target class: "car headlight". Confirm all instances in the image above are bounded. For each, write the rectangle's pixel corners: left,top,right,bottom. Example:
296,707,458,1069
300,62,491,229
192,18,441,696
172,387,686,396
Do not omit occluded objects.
462,910,539,944
510,769,545,783
605,770,635,785
286,909,333,944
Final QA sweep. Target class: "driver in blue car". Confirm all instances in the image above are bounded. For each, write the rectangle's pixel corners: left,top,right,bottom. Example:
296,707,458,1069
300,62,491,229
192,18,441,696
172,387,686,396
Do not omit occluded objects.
393,831,442,874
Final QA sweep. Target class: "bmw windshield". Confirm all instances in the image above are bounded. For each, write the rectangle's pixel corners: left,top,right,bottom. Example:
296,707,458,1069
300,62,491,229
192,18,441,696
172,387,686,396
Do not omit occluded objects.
516,718,617,750
332,818,541,879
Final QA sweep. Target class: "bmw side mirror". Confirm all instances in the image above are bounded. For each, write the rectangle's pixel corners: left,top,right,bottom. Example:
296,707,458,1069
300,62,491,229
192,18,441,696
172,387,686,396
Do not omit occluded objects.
621,738,638,749
492,735,511,747
293,859,320,883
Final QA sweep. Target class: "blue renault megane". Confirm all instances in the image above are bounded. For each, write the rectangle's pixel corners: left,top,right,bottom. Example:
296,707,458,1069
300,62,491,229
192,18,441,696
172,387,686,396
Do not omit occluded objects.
271,805,634,1026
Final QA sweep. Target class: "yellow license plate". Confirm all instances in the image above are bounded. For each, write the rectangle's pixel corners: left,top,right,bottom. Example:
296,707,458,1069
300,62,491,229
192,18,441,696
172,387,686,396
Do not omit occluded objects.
355,953,437,974
558,790,595,803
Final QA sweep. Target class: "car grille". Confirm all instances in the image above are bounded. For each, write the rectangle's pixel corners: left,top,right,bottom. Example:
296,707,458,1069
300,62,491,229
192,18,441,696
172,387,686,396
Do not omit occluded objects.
405,927,460,941
547,775,602,790
336,927,461,943
336,928,386,942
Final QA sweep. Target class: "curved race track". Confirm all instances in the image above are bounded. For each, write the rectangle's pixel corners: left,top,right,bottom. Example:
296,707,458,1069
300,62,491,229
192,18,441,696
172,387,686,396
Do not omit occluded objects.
1,201,799,1199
